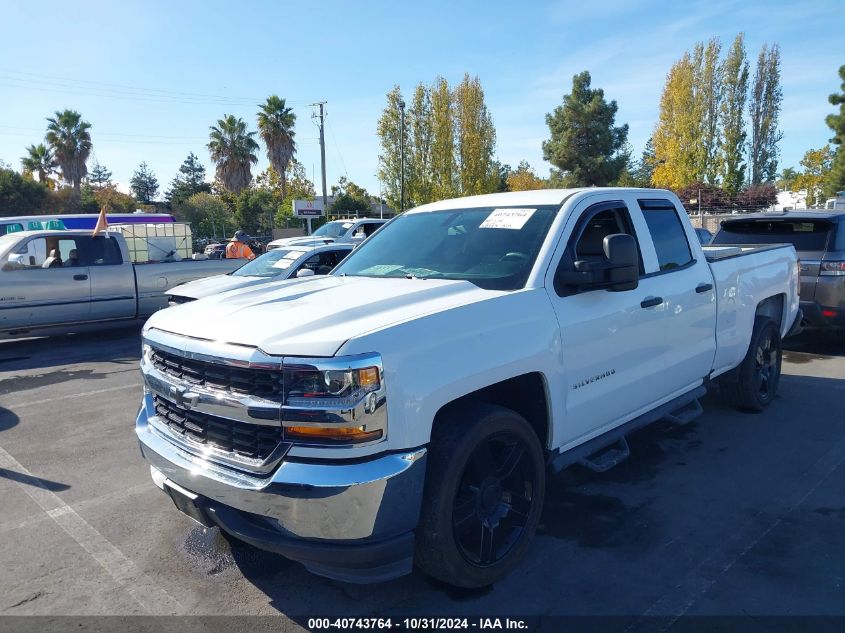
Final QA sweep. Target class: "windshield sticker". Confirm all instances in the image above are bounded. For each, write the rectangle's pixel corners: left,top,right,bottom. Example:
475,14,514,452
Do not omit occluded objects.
479,208,536,230
359,264,404,275
272,259,294,269
342,223,354,229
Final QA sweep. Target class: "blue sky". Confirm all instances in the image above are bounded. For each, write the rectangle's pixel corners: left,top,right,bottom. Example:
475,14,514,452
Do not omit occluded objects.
0,0,840,198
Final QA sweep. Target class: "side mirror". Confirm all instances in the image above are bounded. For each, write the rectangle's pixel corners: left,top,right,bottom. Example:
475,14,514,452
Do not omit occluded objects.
603,233,638,292
296,268,316,278
556,233,639,292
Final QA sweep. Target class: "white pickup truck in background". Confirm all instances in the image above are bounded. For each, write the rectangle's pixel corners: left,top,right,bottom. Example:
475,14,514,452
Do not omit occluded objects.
0,229,241,339
137,188,801,588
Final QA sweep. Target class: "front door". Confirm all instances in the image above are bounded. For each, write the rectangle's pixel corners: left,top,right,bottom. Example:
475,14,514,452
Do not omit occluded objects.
0,235,91,330
546,199,667,448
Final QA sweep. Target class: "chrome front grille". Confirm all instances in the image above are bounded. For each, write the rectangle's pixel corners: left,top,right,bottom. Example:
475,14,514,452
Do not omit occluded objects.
149,347,283,399
153,394,282,461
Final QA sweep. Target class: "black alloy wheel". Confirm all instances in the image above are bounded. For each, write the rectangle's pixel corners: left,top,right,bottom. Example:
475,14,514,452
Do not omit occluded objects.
415,403,545,588
452,432,536,567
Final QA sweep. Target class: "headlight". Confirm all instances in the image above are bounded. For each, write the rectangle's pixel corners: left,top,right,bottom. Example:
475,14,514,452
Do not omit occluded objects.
285,365,380,404
282,354,386,445
141,342,153,364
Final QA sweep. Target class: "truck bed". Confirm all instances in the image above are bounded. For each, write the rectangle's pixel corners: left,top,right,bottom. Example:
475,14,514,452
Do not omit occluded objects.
702,243,794,262
705,243,799,377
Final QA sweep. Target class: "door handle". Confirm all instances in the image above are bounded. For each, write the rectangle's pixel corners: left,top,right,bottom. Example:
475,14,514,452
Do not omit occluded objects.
695,283,713,293
73,274,88,281
640,296,663,309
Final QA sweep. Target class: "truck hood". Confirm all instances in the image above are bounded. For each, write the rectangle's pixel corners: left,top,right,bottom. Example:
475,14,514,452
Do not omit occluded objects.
168,274,279,300
147,275,504,357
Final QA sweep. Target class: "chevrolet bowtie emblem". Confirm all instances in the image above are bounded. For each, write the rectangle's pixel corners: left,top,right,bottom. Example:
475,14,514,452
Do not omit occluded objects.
169,385,200,409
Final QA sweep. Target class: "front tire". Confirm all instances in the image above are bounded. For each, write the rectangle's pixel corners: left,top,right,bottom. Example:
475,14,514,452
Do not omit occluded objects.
720,316,782,412
415,403,545,588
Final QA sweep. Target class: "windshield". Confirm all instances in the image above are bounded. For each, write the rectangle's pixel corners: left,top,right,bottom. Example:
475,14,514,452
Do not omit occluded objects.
313,221,353,238
231,248,302,277
0,232,21,254
332,206,558,290
713,219,833,252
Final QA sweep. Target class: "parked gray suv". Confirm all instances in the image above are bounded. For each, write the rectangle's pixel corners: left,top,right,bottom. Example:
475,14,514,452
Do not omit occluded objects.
712,211,845,329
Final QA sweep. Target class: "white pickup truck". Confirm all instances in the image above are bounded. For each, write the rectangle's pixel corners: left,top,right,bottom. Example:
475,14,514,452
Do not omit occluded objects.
136,188,801,587
0,229,241,340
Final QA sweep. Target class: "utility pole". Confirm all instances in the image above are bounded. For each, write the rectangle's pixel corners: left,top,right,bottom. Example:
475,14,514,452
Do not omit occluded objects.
311,102,328,232
398,99,406,213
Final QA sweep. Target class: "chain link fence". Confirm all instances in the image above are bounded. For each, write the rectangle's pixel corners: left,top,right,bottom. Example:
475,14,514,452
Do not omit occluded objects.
686,212,734,233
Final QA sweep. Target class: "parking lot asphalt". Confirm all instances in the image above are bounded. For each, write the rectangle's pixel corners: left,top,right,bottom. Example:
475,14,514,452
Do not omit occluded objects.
0,327,843,626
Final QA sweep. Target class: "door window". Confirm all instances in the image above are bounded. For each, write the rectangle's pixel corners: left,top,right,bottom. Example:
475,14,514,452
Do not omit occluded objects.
76,236,123,266
297,254,322,274
555,202,643,295
638,200,693,271
3,236,83,269
362,222,381,237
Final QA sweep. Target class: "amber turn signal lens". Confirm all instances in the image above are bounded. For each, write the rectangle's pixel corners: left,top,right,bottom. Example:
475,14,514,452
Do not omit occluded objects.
285,425,383,444
358,366,380,388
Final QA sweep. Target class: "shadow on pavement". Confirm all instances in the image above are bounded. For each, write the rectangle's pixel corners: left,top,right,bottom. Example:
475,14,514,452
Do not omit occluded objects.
0,326,142,373
783,330,845,358
0,408,19,432
0,467,70,492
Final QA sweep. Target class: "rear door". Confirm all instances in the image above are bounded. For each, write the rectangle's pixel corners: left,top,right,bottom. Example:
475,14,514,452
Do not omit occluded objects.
637,198,717,395
0,235,91,329
546,196,668,444
79,235,137,320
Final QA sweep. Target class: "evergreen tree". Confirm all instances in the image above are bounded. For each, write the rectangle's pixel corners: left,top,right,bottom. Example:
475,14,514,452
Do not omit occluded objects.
825,65,845,196
626,138,657,188
542,71,629,187
167,152,211,207
88,161,112,189
719,34,749,194
749,44,783,184
130,161,159,203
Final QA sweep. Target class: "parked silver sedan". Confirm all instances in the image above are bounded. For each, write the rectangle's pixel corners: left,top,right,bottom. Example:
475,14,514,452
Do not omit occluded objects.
167,242,353,305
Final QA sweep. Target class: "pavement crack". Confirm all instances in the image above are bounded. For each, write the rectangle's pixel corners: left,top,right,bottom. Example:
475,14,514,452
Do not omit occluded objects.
4,591,44,610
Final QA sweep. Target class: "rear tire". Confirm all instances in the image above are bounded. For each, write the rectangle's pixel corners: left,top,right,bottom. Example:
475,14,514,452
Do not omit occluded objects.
720,316,782,412
415,402,545,588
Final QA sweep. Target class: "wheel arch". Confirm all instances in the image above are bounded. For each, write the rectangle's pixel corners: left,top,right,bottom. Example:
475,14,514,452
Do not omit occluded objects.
431,372,552,450
755,293,786,331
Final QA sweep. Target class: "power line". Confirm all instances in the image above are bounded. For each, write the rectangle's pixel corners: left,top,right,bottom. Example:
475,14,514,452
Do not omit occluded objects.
0,68,271,105
326,113,349,180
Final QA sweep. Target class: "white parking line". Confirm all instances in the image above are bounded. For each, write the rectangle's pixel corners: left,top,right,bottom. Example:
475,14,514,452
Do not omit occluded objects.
5,384,138,408
0,443,184,615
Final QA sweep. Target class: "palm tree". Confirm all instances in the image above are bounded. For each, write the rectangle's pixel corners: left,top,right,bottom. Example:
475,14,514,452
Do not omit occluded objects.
257,95,296,199
21,143,56,187
45,109,92,192
207,115,259,194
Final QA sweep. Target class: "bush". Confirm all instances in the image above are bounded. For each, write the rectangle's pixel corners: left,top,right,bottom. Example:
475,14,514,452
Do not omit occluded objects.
0,168,48,214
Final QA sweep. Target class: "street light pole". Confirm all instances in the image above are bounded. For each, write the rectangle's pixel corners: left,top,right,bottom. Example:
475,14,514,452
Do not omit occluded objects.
398,99,405,213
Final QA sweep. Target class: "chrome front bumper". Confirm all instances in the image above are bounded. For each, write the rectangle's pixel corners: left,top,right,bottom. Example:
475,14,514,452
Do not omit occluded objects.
136,394,427,580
